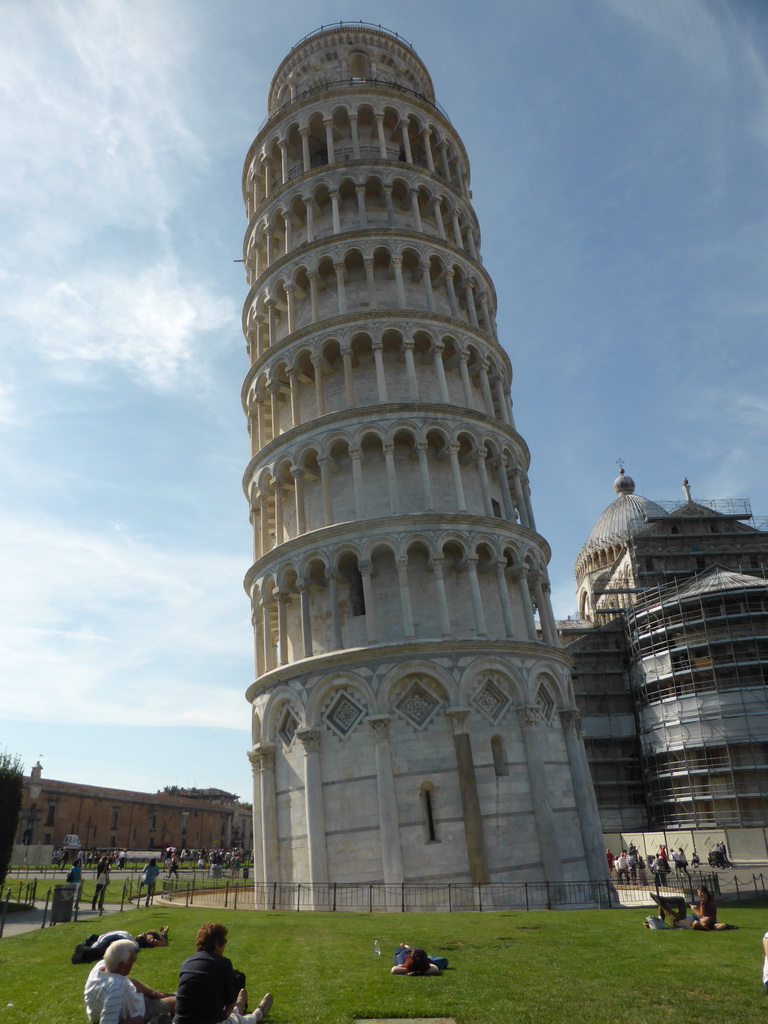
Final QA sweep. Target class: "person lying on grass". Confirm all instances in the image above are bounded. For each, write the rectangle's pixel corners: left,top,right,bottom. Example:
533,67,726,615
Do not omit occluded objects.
391,945,441,976
73,928,169,964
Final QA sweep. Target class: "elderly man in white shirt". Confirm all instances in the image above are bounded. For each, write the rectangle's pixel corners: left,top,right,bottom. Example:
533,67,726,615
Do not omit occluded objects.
84,938,175,1024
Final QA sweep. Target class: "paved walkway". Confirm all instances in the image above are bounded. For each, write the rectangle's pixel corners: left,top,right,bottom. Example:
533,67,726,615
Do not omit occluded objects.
0,900,126,938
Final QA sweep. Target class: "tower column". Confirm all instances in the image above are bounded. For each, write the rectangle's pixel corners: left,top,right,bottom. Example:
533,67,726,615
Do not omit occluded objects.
465,557,487,637
286,364,300,425
356,184,368,228
364,258,377,308
458,352,473,405
517,707,564,882
341,346,355,404
383,443,399,513
261,601,275,671
392,256,406,307
447,709,489,884
516,569,538,641
495,561,516,638
297,581,312,657
276,591,289,665
445,269,459,317
258,493,269,556
372,341,388,401
531,572,555,645
334,261,347,313
291,466,306,534
359,560,378,642
474,448,494,515
416,441,433,510
448,443,466,511
255,744,278,882
400,118,413,163
409,188,422,231
297,729,328,884
431,557,452,636
308,271,319,321
402,339,418,399
271,478,283,545
396,556,415,639
323,118,335,163
318,456,333,525
433,342,450,402
560,710,607,882
496,458,516,521
327,569,343,650
366,716,404,884
311,355,326,415
247,748,265,884
349,447,365,518
375,113,387,158
511,468,529,527
330,189,341,234
479,359,494,415
349,114,360,157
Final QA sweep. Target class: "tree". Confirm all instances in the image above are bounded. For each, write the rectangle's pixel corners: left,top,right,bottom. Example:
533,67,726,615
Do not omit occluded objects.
0,751,23,888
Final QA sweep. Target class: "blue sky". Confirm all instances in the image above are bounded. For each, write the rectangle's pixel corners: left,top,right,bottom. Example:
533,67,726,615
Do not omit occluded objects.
3,0,767,798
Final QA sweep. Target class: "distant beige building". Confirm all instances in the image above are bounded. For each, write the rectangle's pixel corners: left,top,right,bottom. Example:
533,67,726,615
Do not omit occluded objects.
16,763,251,852
240,23,606,888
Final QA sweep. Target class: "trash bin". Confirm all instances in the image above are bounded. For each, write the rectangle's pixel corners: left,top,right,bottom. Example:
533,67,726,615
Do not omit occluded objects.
51,883,78,924
242,867,249,880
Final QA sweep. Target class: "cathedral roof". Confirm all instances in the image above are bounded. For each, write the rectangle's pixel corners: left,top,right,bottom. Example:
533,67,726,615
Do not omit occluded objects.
580,468,667,557
673,565,767,600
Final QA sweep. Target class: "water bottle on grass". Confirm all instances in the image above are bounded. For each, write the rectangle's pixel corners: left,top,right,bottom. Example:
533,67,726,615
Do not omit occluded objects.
374,939,381,957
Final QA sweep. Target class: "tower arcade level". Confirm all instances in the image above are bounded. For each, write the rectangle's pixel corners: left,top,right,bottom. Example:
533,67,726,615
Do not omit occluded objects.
241,24,606,888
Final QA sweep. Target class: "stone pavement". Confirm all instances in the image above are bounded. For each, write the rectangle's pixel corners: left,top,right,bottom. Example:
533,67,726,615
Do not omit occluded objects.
0,900,124,938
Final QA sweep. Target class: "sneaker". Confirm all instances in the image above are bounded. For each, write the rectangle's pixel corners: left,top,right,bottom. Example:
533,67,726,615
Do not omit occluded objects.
257,993,273,1018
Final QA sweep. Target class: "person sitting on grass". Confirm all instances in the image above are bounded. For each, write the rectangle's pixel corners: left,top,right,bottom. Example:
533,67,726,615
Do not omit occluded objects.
391,945,441,976
73,928,169,964
173,922,273,1024
84,938,176,1024
691,885,720,930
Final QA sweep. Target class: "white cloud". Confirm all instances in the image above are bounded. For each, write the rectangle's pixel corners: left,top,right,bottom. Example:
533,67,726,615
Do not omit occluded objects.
0,1,204,260
7,263,235,389
0,513,252,729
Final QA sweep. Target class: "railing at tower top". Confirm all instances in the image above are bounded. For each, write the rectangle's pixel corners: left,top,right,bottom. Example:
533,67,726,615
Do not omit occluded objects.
289,22,418,54
258,78,452,136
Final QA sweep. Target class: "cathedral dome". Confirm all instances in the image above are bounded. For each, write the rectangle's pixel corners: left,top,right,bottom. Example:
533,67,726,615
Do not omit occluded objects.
581,468,667,557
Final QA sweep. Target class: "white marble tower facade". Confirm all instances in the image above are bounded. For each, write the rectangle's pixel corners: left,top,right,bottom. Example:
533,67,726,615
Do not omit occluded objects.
241,24,605,887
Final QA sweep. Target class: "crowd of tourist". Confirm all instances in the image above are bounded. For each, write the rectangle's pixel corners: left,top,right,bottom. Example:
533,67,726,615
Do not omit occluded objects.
604,841,733,887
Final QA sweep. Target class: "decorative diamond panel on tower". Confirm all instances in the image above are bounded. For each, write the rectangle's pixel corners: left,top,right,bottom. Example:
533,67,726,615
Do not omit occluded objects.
323,690,366,739
472,677,509,723
395,679,440,730
536,685,556,725
277,706,299,748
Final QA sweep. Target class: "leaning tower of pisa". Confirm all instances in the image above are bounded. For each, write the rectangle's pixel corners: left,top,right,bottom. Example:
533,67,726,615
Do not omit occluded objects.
241,23,605,889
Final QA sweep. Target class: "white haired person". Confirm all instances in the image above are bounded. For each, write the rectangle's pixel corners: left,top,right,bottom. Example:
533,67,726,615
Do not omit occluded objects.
84,938,176,1024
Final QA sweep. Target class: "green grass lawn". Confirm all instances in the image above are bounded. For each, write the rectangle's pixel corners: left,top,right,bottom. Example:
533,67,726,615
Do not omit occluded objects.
1,903,767,1023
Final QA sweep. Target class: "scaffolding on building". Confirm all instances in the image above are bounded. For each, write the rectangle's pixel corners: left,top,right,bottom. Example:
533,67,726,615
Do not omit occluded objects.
625,570,768,829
